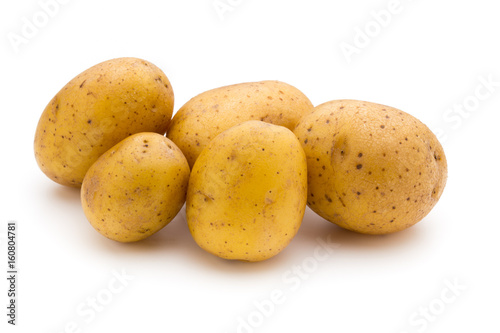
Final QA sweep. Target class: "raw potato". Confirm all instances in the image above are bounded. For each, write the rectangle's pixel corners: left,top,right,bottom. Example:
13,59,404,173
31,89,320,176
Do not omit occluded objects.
167,80,314,168
34,57,174,187
187,121,307,261
81,133,189,242
294,100,447,235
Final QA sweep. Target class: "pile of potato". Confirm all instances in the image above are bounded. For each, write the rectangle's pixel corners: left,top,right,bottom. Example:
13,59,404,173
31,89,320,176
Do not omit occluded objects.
34,57,447,262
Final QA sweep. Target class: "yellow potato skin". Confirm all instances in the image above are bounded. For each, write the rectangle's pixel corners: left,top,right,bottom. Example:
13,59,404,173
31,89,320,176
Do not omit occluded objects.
81,133,189,242
167,80,313,168
34,57,174,187
187,121,307,261
293,100,447,235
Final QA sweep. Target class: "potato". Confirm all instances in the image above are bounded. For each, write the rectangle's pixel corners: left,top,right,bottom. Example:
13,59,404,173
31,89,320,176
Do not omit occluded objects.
167,80,313,168
293,100,447,235
187,120,307,261
34,57,174,187
81,133,189,242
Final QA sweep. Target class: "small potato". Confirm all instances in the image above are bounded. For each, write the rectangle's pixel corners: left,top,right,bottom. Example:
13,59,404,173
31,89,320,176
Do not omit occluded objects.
187,120,307,261
34,57,174,187
167,80,314,168
81,133,189,242
294,100,447,235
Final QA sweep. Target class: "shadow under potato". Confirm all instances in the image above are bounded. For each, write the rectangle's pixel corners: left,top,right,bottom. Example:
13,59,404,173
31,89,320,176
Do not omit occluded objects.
271,206,430,267
51,184,81,206
66,193,429,272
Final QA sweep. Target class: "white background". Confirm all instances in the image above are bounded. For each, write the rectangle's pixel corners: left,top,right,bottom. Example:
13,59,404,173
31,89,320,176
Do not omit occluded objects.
1,0,499,332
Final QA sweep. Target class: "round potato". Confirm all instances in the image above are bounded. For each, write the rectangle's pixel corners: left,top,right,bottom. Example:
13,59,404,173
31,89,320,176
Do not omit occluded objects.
293,100,447,235
81,133,189,242
167,80,313,168
187,120,307,261
35,57,174,187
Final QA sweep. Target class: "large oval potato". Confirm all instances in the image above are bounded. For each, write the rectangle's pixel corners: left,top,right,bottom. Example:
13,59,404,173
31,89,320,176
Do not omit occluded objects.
294,100,447,235
81,133,190,242
187,120,307,261
167,80,313,168
34,57,174,187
